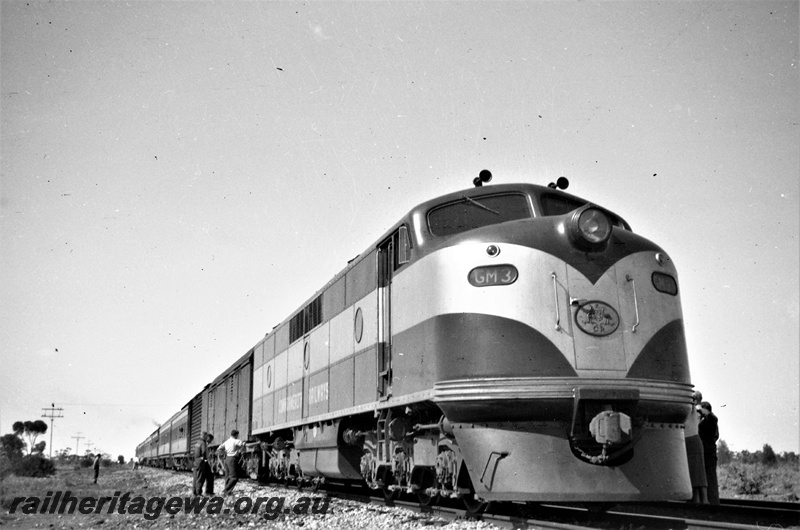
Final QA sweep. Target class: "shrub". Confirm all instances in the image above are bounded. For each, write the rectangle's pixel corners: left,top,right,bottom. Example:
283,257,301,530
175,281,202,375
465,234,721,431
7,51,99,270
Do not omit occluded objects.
14,455,56,478
726,463,769,495
761,444,777,466
0,452,14,480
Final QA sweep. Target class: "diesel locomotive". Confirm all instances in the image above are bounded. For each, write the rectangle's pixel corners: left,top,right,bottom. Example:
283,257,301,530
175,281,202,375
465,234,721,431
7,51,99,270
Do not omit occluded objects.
137,172,693,506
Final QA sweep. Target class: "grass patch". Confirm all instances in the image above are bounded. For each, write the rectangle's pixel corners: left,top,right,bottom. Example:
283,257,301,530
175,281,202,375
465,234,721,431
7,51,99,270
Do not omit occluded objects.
719,461,799,501
0,464,151,512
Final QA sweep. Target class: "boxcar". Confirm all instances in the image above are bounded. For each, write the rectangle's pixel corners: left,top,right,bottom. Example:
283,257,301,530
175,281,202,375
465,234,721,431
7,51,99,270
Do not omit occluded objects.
202,350,253,472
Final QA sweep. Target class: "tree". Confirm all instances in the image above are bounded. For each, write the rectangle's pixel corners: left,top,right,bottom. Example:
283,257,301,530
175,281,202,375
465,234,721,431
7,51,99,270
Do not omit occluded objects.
31,441,46,455
761,443,777,466
717,439,733,465
117,455,125,465
1,428,56,478
1,433,24,461
780,451,798,464
12,420,48,454
739,449,754,464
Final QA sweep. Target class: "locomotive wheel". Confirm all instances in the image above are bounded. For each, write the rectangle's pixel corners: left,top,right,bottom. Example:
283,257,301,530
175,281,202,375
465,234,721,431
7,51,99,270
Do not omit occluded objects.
416,490,438,506
462,495,488,515
247,456,260,480
382,486,400,502
459,472,488,515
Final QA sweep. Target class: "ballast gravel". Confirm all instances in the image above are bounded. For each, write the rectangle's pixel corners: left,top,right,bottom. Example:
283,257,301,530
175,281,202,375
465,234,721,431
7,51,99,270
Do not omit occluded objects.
0,467,499,529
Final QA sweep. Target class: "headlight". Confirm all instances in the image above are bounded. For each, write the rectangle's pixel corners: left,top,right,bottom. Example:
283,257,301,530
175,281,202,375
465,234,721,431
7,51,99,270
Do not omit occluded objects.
578,209,611,243
570,207,612,249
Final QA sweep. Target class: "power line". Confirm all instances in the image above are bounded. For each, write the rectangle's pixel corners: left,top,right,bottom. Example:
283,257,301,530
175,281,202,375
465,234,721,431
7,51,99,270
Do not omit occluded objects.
71,432,84,459
41,403,64,459
56,402,182,407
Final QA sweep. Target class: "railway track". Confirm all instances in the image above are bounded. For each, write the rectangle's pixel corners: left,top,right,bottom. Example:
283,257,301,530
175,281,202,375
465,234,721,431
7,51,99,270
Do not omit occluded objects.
317,479,800,529
155,467,799,529
604,498,800,529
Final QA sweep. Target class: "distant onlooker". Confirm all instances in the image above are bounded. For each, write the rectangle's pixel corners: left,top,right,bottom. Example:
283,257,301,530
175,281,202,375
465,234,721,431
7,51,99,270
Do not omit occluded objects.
698,401,720,505
92,454,101,484
685,390,708,503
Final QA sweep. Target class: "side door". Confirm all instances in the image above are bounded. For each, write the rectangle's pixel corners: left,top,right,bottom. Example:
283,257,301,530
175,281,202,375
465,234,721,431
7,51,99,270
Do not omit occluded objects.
376,226,410,400
377,238,393,400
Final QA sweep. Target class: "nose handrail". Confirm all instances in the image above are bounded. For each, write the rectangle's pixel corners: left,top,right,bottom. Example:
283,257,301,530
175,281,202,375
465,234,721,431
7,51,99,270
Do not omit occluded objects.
626,274,640,333
551,272,562,331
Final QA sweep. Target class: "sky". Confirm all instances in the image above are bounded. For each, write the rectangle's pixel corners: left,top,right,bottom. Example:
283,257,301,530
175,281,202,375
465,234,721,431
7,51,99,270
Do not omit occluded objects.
1,1,797,460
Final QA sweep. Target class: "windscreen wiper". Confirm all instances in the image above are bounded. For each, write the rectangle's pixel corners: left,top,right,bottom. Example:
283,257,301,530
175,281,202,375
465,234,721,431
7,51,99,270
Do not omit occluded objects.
463,195,499,215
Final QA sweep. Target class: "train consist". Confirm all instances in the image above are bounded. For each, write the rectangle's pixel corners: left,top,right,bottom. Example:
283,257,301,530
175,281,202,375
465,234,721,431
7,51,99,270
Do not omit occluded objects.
137,172,694,505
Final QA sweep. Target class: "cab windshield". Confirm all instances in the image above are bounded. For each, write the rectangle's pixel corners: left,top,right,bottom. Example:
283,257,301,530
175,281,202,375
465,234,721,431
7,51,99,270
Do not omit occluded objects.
427,193,531,237
539,194,588,216
539,193,630,230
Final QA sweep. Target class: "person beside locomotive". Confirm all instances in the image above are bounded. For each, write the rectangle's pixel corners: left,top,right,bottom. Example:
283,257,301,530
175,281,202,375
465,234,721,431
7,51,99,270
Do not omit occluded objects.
685,390,708,504
698,401,720,505
192,432,215,497
220,430,245,497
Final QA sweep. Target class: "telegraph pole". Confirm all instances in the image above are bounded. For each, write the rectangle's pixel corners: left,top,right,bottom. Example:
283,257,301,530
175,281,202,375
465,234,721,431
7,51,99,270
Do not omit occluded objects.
71,433,84,462
41,403,63,458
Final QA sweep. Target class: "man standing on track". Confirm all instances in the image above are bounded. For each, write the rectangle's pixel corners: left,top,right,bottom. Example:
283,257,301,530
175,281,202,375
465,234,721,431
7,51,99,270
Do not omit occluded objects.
698,401,720,505
685,390,708,504
221,430,245,497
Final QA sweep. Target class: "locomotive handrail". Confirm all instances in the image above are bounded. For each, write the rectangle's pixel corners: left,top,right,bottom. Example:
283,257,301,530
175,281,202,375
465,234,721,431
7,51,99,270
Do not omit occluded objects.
626,274,640,333
551,272,562,331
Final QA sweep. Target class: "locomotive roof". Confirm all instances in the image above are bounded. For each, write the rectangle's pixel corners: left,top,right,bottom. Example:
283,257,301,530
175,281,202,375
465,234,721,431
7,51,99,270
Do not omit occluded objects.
208,347,253,388
403,182,603,224
158,407,187,428
410,182,565,213
255,181,625,346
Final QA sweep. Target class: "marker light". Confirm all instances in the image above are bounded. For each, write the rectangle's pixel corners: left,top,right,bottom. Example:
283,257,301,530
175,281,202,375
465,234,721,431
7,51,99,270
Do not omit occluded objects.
652,272,678,295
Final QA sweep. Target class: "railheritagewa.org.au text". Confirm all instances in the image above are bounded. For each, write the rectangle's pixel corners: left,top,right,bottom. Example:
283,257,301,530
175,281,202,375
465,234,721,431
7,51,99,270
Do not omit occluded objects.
8,491,330,520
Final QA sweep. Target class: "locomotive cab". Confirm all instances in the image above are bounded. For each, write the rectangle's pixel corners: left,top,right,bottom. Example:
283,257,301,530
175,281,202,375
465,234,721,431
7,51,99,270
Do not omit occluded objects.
391,180,693,502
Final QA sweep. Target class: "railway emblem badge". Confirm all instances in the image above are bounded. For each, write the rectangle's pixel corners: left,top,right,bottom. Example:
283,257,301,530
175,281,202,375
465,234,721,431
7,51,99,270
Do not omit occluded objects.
575,301,619,336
